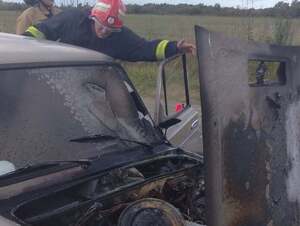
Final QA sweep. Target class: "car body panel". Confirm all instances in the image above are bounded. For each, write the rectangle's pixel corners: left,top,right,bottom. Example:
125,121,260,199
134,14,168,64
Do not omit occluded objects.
0,33,112,66
196,26,300,226
166,106,202,154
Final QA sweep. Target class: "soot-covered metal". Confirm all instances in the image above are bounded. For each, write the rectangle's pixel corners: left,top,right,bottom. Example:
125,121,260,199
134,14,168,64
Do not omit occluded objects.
196,26,300,226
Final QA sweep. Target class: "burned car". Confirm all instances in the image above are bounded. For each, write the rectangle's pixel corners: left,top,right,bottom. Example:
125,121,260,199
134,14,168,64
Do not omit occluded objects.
0,33,204,226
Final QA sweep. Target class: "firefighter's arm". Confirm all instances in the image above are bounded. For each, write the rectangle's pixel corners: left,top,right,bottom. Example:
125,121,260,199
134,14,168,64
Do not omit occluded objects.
155,39,196,58
23,10,71,40
115,27,180,62
153,39,196,59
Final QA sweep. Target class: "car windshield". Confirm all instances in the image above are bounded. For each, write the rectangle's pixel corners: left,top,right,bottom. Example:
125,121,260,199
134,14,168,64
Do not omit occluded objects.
0,65,161,172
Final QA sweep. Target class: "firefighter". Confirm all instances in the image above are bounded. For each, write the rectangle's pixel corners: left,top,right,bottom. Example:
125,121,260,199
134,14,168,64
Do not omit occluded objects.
23,0,196,62
16,0,61,35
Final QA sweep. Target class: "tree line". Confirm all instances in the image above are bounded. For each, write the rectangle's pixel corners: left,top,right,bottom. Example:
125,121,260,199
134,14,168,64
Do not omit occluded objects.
1,0,300,18
126,1,300,18
0,0,25,10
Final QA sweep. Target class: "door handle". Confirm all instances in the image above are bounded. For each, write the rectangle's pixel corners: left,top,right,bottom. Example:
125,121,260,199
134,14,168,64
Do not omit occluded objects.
191,119,199,129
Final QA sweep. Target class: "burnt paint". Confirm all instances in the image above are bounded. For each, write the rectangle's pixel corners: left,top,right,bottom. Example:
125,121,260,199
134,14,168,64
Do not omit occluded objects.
195,26,300,226
223,115,270,226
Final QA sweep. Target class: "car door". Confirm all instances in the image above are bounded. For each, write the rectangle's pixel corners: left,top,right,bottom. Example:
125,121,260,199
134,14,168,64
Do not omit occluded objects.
196,26,300,226
153,54,202,154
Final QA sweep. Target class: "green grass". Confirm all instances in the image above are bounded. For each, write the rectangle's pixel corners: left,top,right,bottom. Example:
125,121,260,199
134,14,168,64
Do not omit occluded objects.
1,11,299,104
0,10,21,33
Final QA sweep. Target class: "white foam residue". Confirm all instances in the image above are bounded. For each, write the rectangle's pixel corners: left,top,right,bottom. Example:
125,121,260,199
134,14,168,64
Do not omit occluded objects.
29,67,114,137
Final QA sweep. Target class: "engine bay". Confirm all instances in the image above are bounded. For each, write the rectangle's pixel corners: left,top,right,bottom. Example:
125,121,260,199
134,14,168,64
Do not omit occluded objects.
11,154,205,226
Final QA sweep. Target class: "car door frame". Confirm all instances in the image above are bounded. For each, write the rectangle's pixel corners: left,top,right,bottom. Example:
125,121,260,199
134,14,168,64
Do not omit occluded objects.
154,54,202,153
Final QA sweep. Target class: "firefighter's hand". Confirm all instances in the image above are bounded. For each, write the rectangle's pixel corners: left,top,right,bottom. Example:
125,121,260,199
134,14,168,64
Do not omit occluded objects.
177,40,196,55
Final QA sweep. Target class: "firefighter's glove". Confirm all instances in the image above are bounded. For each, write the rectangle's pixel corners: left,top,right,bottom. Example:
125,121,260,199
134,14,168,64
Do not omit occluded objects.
177,39,196,56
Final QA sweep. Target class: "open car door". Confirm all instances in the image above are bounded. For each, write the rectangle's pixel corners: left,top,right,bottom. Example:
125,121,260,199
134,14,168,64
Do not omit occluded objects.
196,26,300,226
154,54,202,154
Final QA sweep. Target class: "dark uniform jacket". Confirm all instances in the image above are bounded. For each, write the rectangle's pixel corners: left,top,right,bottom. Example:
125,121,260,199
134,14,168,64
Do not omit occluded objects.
24,8,179,62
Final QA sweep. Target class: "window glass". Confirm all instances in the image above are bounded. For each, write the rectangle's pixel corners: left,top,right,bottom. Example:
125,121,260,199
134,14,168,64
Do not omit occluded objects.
0,65,159,171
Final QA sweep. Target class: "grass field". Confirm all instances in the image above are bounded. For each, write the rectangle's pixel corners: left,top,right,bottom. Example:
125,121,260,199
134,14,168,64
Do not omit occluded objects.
1,10,299,106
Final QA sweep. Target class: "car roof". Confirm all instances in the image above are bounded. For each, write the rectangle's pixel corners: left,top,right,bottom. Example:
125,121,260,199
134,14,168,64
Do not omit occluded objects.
0,32,113,66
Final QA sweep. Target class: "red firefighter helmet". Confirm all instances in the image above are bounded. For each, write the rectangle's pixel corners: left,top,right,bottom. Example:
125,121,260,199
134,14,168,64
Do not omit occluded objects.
90,0,126,30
